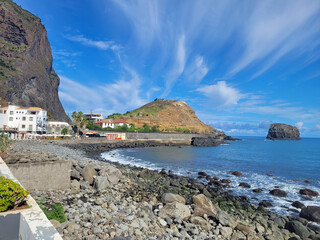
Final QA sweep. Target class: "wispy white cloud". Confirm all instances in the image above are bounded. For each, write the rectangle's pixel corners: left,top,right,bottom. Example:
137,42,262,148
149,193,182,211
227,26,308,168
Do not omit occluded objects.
66,35,121,51
184,56,208,83
59,71,147,116
197,81,244,108
313,124,320,131
295,121,304,130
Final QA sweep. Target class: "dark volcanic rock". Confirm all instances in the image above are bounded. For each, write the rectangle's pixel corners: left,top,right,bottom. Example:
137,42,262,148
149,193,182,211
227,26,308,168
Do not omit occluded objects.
270,189,288,197
292,201,305,209
300,206,320,223
239,182,251,188
0,0,68,121
299,188,319,197
229,171,242,177
266,123,301,140
191,136,226,147
259,200,273,208
285,221,310,239
253,188,263,193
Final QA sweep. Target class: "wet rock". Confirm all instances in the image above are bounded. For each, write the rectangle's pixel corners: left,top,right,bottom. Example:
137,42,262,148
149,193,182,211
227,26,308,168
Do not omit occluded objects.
300,206,320,222
259,200,273,208
253,188,263,193
80,164,96,184
270,189,287,197
192,194,219,218
285,221,310,239
221,179,231,183
158,202,191,220
161,193,186,204
239,182,251,188
229,171,242,176
292,201,305,209
299,188,319,197
99,165,122,184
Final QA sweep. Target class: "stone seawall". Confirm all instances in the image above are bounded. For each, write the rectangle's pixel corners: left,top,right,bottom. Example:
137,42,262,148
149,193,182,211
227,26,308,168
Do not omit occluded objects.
126,132,208,141
9,160,71,191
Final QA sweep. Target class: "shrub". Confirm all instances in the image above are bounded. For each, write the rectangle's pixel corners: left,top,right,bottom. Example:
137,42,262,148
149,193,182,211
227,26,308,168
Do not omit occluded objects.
0,177,29,212
0,131,10,152
37,199,67,223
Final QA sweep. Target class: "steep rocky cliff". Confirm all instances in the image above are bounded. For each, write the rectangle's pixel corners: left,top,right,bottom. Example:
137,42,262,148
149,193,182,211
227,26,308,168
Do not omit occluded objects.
267,123,301,140
0,0,68,121
112,99,215,134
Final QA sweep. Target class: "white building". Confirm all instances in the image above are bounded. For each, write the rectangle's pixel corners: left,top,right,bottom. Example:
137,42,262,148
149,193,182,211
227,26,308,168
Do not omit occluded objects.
97,119,130,129
47,121,72,135
84,111,103,123
0,105,47,133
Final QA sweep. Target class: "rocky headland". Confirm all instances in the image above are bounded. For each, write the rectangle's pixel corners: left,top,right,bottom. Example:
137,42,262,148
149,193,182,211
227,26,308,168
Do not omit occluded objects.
3,140,320,240
0,0,68,121
266,124,301,140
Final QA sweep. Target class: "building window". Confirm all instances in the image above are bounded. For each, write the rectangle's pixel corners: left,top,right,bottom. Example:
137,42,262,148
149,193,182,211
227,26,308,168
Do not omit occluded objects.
22,117,26,121
22,125,25,129
9,117,13,121
29,117,33,121
29,125,32,131
4,110,6,114
10,111,14,115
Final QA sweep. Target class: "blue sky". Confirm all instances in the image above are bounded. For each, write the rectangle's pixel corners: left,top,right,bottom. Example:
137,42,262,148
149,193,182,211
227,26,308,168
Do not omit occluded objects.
15,0,320,137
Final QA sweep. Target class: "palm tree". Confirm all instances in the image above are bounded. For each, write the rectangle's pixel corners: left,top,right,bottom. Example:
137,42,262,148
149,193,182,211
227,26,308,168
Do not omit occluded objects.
72,111,84,136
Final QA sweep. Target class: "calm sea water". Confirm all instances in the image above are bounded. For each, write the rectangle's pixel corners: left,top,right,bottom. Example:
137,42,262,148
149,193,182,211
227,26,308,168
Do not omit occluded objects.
101,137,320,215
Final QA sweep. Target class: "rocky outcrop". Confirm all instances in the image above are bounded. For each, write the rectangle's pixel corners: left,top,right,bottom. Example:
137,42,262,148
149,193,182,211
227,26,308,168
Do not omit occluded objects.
0,0,68,121
191,136,226,146
266,123,301,140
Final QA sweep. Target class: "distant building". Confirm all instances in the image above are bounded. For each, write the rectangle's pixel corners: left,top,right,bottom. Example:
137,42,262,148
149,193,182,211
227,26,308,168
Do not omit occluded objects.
97,119,130,129
84,110,103,123
47,121,73,135
0,105,47,133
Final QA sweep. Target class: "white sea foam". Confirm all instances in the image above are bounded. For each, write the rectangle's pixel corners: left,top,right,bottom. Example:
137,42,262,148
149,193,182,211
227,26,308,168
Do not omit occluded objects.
101,149,320,216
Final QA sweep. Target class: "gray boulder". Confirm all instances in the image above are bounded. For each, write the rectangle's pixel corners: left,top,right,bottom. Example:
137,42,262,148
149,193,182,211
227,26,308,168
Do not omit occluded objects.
285,221,310,239
161,193,186,204
267,123,300,140
94,176,109,192
80,164,96,184
158,202,191,220
300,206,320,222
99,165,122,184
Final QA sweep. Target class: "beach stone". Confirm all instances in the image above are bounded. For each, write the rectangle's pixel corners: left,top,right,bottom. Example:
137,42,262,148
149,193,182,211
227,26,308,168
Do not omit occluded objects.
159,218,167,227
189,216,212,231
216,210,237,228
192,194,219,217
270,189,287,197
239,182,251,188
80,164,96,184
285,221,310,239
71,168,81,180
229,171,242,176
70,179,80,190
236,223,253,235
138,168,155,178
94,176,109,192
299,188,319,197
158,202,190,220
99,165,122,184
292,201,305,209
220,226,233,239
161,193,186,204
259,200,273,208
300,206,320,222
253,188,263,193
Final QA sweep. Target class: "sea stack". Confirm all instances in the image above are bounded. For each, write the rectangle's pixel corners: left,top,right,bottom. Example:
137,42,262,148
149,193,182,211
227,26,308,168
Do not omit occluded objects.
266,123,301,140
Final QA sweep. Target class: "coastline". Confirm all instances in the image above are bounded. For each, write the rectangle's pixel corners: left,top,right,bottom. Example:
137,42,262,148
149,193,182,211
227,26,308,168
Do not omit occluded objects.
3,140,319,240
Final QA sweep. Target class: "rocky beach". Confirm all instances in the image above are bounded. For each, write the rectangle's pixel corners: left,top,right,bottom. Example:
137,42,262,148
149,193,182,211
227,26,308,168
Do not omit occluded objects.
2,140,320,240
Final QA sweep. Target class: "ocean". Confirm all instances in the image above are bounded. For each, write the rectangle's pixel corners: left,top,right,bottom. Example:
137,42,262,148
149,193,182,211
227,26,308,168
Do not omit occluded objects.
101,136,320,215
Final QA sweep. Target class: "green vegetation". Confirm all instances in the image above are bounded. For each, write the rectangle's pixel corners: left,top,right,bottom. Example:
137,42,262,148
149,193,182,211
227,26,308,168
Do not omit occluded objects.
71,111,84,136
106,113,123,119
0,131,10,152
0,59,16,71
0,176,29,212
164,127,191,133
86,122,102,131
61,128,68,135
37,198,67,223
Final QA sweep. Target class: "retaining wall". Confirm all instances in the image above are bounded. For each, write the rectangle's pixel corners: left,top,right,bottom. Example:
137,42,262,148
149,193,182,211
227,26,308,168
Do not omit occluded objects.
0,157,63,240
8,160,71,190
126,132,208,141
